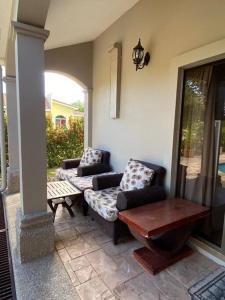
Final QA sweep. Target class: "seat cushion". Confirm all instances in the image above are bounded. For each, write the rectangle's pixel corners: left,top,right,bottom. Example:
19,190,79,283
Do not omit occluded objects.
56,168,77,181
69,174,93,191
120,159,155,191
80,148,102,167
69,171,116,191
84,186,122,222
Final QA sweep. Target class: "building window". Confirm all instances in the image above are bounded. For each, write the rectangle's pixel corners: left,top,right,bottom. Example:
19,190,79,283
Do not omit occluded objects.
55,115,66,127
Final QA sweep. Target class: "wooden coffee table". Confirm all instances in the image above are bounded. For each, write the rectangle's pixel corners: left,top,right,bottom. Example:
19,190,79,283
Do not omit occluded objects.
47,181,81,221
119,198,209,275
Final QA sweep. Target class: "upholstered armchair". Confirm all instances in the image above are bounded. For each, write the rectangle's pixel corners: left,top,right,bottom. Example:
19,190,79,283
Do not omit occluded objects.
84,160,166,244
56,148,113,197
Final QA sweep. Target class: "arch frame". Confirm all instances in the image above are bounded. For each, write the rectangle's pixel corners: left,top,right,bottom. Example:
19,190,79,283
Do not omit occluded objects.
45,69,92,149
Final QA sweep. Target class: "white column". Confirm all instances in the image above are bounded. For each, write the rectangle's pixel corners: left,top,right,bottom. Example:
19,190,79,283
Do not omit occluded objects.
13,21,54,263
4,76,20,194
84,88,92,148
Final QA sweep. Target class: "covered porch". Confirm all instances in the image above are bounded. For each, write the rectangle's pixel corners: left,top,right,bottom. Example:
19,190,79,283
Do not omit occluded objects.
1,0,225,299
6,193,219,300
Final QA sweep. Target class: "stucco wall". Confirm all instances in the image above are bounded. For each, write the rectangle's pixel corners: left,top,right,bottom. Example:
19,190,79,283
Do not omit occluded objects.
45,42,93,89
92,0,225,190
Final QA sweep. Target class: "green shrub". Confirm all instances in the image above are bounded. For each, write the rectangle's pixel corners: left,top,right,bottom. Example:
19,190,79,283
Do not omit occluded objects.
46,114,84,168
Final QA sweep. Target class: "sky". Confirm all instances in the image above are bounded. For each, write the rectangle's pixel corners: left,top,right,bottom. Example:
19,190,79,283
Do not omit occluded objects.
1,68,84,104
44,72,84,104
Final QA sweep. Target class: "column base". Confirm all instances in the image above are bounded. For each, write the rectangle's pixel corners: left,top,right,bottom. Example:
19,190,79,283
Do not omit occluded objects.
16,209,55,263
7,167,20,194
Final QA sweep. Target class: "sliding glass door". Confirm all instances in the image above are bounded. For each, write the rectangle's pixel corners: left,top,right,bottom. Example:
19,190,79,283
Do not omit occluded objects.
176,60,225,251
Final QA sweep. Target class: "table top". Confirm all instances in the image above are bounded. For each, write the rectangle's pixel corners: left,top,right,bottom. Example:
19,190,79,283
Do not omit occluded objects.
118,198,209,239
47,181,81,200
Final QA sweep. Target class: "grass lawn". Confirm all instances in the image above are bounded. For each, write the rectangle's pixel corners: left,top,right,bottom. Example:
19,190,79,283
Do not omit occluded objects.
47,167,58,178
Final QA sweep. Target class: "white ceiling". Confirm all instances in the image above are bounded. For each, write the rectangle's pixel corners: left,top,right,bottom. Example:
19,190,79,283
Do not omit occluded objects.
45,0,140,49
0,0,12,63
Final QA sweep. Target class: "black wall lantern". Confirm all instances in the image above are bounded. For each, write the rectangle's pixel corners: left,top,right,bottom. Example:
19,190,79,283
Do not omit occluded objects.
132,38,150,71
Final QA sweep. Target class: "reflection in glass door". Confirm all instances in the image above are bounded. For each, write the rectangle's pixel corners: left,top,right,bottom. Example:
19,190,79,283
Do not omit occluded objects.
212,72,225,248
176,60,225,252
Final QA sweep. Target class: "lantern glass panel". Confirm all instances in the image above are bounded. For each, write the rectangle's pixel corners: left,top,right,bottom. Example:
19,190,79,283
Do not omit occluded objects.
138,50,144,60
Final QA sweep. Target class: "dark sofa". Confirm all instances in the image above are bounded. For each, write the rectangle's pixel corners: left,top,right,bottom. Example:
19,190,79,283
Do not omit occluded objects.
56,149,113,215
59,150,111,178
84,160,167,244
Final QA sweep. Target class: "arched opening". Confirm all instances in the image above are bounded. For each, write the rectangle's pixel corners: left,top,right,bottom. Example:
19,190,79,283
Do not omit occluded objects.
44,71,89,179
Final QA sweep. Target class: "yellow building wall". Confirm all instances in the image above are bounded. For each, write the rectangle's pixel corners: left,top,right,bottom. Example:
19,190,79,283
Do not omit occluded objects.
49,102,78,127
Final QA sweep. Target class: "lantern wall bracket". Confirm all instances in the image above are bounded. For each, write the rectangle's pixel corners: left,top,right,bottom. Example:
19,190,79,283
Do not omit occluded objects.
138,52,150,70
132,38,150,71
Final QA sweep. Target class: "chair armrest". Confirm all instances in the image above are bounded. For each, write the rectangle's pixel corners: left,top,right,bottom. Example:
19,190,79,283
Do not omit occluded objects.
93,173,123,191
116,186,166,211
77,163,112,177
61,158,81,169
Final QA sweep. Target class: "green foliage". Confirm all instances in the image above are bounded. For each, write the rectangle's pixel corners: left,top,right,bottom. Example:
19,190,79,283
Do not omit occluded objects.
3,113,83,169
46,114,84,168
72,100,84,112
181,79,205,156
181,121,204,155
46,113,53,129
47,167,57,178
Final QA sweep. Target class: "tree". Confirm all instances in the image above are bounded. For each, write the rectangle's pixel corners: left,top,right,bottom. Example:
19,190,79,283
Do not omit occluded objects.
72,100,84,112
181,79,206,156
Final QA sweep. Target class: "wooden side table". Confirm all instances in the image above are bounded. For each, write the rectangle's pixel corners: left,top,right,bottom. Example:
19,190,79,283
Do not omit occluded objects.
47,181,81,221
119,198,209,275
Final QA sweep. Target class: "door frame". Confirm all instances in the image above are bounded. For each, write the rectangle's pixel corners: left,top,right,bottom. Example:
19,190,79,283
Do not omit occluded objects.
170,39,225,255
170,38,225,197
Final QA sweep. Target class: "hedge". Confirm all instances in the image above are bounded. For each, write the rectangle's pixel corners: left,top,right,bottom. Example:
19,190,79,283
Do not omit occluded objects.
46,114,84,168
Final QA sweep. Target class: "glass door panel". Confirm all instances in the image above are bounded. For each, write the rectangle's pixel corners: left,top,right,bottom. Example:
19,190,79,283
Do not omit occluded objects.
177,65,209,203
176,61,225,252
210,76,225,248
211,120,225,247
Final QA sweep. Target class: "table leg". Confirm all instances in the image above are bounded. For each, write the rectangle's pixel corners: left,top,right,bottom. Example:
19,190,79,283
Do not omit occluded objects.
129,224,195,275
133,245,193,275
62,201,75,217
47,199,58,222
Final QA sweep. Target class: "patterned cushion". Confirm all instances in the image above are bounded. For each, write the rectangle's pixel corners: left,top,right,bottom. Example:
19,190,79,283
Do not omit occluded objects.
56,168,77,181
69,175,93,191
80,148,102,167
120,159,154,191
68,171,116,191
84,186,122,222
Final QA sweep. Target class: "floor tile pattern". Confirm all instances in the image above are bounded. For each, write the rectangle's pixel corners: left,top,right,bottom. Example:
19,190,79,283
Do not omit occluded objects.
54,203,220,300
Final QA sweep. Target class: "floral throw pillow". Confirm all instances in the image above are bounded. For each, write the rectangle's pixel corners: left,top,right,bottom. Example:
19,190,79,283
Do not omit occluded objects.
120,159,155,191
80,148,102,167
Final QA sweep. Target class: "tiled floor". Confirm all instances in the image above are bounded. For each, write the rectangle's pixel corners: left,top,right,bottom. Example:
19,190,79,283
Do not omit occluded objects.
54,203,220,300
